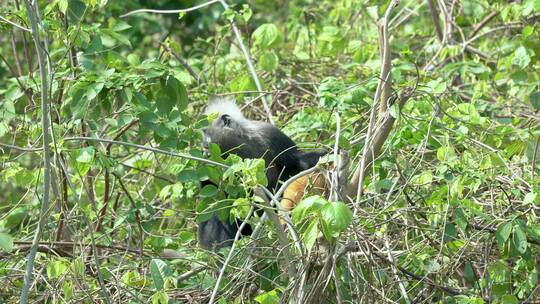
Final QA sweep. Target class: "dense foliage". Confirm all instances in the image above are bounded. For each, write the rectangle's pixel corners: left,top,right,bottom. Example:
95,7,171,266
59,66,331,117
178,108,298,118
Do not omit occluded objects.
0,0,539,303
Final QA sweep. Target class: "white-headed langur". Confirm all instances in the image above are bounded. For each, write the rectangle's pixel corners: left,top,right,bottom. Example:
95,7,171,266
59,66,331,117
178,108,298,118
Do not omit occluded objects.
198,97,327,250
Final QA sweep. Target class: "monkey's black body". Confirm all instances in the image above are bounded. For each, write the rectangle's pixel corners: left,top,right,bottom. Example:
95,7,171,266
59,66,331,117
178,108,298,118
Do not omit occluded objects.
198,100,325,250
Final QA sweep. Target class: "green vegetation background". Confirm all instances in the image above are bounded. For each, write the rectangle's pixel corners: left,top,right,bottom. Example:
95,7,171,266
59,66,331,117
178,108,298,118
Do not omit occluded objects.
0,0,539,303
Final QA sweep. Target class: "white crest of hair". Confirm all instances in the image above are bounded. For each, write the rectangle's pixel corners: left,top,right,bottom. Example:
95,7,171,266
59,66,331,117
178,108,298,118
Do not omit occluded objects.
205,96,247,123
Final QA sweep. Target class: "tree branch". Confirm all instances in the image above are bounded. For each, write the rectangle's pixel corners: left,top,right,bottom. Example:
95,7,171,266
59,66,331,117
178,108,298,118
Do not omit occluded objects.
19,1,52,303
349,0,401,204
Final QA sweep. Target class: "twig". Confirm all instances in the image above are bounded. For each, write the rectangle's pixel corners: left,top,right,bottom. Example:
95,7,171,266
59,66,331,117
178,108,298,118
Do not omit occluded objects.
20,1,52,303
120,0,221,18
159,42,202,84
177,266,207,283
63,137,228,169
56,153,111,302
463,24,523,48
10,31,23,76
532,134,540,182
218,0,274,124
426,0,442,41
330,111,341,201
384,238,411,303
469,11,499,39
115,173,145,259
14,240,147,256
208,206,255,304
0,142,43,152
0,15,31,32
351,0,399,204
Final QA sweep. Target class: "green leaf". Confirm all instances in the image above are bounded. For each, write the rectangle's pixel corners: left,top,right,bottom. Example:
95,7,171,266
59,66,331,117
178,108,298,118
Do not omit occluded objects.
524,192,537,205
0,232,13,253
303,220,319,252
121,270,145,287
157,76,188,114
513,226,528,254
530,92,540,110
177,169,199,182
67,0,85,23
501,294,518,304
496,222,512,249
85,82,104,101
101,29,132,47
437,145,457,162
112,21,132,32
255,290,280,304
63,281,73,299
149,259,172,290
230,74,257,93
292,195,326,224
259,51,279,72
199,184,218,198
76,147,95,163
424,259,440,273
512,46,531,69
252,24,282,49
151,290,169,304
240,4,253,22
463,261,476,286
427,79,447,94
1,207,28,229
443,223,457,242
523,25,534,38
320,201,353,238
47,260,68,279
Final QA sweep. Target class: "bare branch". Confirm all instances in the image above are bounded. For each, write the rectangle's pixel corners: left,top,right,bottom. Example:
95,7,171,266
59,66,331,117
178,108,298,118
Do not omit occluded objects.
427,0,442,41
469,11,499,39
63,136,228,169
120,0,221,18
349,0,400,204
0,15,31,32
19,1,52,303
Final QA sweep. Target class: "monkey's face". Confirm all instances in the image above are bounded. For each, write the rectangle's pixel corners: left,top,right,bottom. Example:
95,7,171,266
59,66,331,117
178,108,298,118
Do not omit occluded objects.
202,114,244,156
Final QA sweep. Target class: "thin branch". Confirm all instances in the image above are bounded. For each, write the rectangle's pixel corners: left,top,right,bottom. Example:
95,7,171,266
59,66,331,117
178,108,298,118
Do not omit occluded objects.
56,153,111,302
63,137,228,169
208,206,255,304
330,111,341,201
19,1,52,303
532,134,540,183
469,11,499,39
218,0,274,125
115,173,145,259
10,31,24,76
120,0,221,18
427,0,442,41
0,142,43,152
159,42,202,84
14,240,147,256
0,14,31,32
351,0,399,204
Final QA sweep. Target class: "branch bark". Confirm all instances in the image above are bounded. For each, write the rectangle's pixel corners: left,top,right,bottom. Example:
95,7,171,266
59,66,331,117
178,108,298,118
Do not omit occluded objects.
348,0,402,204
20,1,52,303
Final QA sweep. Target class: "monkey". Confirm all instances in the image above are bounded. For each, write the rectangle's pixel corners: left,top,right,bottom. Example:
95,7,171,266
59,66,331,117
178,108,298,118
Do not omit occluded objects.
280,153,351,223
280,170,328,212
198,97,327,250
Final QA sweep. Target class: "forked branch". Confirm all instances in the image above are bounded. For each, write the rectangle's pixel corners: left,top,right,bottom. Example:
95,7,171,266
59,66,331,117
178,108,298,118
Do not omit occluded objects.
347,0,406,204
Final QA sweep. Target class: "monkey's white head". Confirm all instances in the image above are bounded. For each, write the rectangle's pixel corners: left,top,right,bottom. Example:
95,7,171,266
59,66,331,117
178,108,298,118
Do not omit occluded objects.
204,96,247,124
